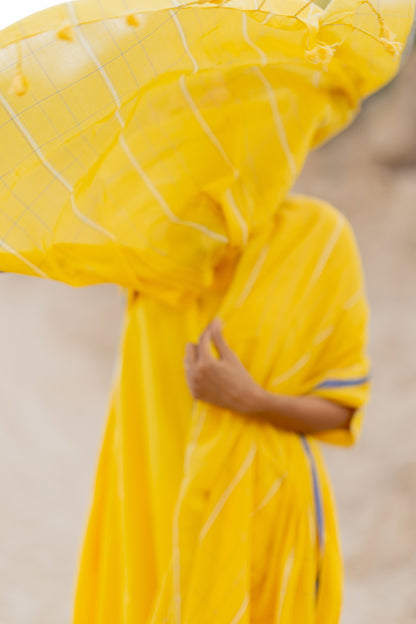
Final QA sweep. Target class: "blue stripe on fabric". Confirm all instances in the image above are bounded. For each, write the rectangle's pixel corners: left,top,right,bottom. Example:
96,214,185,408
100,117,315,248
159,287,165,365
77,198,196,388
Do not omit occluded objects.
315,571,321,598
315,375,371,390
300,435,325,599
300,436,325,549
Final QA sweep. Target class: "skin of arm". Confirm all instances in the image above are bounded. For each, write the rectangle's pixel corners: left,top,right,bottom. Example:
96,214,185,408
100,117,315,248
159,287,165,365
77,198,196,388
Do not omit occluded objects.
183,317,355,435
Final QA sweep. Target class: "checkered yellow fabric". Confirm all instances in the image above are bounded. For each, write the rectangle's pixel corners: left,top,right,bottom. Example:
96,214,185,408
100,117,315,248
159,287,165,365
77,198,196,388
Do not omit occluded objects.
0,0,414,301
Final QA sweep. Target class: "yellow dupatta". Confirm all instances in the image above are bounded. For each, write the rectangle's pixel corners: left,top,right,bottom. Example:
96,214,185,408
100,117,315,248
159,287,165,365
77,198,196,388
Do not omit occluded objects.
0,0,413,292
0,1,414,622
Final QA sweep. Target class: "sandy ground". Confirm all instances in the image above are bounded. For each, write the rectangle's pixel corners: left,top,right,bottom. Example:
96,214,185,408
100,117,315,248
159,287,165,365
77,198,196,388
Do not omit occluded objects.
1,51,416,624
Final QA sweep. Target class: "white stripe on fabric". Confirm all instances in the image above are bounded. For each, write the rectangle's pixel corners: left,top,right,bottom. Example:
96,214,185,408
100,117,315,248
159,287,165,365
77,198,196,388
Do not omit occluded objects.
172,502,182,623
225,188,249,245
313,325,334,346
169,9,199,73
119,136,227,242
252,66,297,177
0,91,70,193
275,548,295,623
67,3,227,244
343,289,362,310
261,13,274,25
230,593,249,624
199,442,256,541
184,402,206,473
303,217,344,295
67,3,123,114
316,364,368,380
312,70,321,88
69,194,117,240
234,243,270,308
251,473,287,515
179,75,239,179
271,353,310,387
0,239,48,278
242,12,267,64
0,90,116,241
172,405,207,624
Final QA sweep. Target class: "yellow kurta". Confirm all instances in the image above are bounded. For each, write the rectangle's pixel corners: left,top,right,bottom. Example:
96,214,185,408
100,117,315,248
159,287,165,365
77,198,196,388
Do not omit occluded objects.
0,1,414,622
73,195,372,623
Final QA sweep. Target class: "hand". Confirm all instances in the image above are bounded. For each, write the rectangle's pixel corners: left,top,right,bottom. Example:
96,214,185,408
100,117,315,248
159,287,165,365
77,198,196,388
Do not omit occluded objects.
183,317,262,414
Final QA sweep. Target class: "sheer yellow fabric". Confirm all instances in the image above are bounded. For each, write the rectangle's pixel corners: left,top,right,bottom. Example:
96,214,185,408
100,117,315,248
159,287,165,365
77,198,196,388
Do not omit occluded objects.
0,1,414,623
0,0,414,295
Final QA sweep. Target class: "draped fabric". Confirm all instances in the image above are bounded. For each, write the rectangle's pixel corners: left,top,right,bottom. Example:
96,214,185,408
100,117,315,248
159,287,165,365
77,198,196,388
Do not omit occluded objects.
0,0,414,293
74,195,371,624
0,1,414,622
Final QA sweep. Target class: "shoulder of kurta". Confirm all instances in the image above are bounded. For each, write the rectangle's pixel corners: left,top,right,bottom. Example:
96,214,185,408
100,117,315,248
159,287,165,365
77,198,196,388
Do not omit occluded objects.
282,193,366,282
283,193,346,226
283,194,363,249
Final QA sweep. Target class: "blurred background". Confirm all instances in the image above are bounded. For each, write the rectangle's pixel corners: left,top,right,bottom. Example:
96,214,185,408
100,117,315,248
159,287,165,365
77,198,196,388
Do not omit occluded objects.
0,3,416,624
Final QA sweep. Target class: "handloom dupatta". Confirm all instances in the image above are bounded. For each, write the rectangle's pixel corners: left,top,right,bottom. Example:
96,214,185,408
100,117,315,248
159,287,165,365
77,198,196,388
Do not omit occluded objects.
0,1,414,622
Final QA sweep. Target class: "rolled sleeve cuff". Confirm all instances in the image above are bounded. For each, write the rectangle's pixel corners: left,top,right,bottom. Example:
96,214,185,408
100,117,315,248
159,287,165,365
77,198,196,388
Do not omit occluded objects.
308,376,371,447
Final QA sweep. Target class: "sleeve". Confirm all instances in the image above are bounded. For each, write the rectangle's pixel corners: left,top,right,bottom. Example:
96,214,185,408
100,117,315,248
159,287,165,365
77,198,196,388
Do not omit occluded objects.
306,219,372,447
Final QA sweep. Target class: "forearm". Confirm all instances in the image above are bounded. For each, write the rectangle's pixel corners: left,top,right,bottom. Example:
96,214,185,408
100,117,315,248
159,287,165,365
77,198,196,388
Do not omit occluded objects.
244,386,355,435
184,318,356,435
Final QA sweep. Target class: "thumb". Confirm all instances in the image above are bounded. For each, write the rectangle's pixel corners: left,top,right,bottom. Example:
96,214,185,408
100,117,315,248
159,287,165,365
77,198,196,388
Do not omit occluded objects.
209,318,234,361
184,342,198,367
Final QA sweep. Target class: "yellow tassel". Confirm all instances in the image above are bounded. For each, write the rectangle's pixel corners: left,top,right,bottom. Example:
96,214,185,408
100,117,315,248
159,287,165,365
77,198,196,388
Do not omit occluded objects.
57,22,74,42
379,22,403,58
305,41,340,68
380,22,394,41
126,14,140,27
380,37,403,58
358,2,403,59
9,67,28,96
9,41,28,96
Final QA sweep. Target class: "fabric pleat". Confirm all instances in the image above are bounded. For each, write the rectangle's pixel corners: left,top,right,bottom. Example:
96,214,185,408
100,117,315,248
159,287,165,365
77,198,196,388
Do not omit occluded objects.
0,1,414,622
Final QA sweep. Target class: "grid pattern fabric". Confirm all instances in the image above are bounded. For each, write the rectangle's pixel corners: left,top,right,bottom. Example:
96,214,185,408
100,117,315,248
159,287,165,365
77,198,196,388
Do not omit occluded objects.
0,0,414,303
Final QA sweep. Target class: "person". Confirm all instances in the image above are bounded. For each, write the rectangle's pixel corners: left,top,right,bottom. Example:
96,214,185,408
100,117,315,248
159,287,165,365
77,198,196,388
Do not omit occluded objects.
74,192,372,624
0,1,414,623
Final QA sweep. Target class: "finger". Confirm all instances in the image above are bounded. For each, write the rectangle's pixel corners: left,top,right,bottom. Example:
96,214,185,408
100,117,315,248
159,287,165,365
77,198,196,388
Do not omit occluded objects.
210,318,233,360
198,326,214,364
184,343,198,367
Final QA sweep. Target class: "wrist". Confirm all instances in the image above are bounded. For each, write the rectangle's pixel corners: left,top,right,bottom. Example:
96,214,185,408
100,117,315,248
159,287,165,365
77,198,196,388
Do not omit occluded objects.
241,382,269,415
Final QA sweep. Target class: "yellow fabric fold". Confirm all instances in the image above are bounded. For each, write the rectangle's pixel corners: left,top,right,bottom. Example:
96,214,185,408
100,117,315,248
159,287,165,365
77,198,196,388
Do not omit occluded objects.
0,0,414,299
0,1,414,622
72,193,372,623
